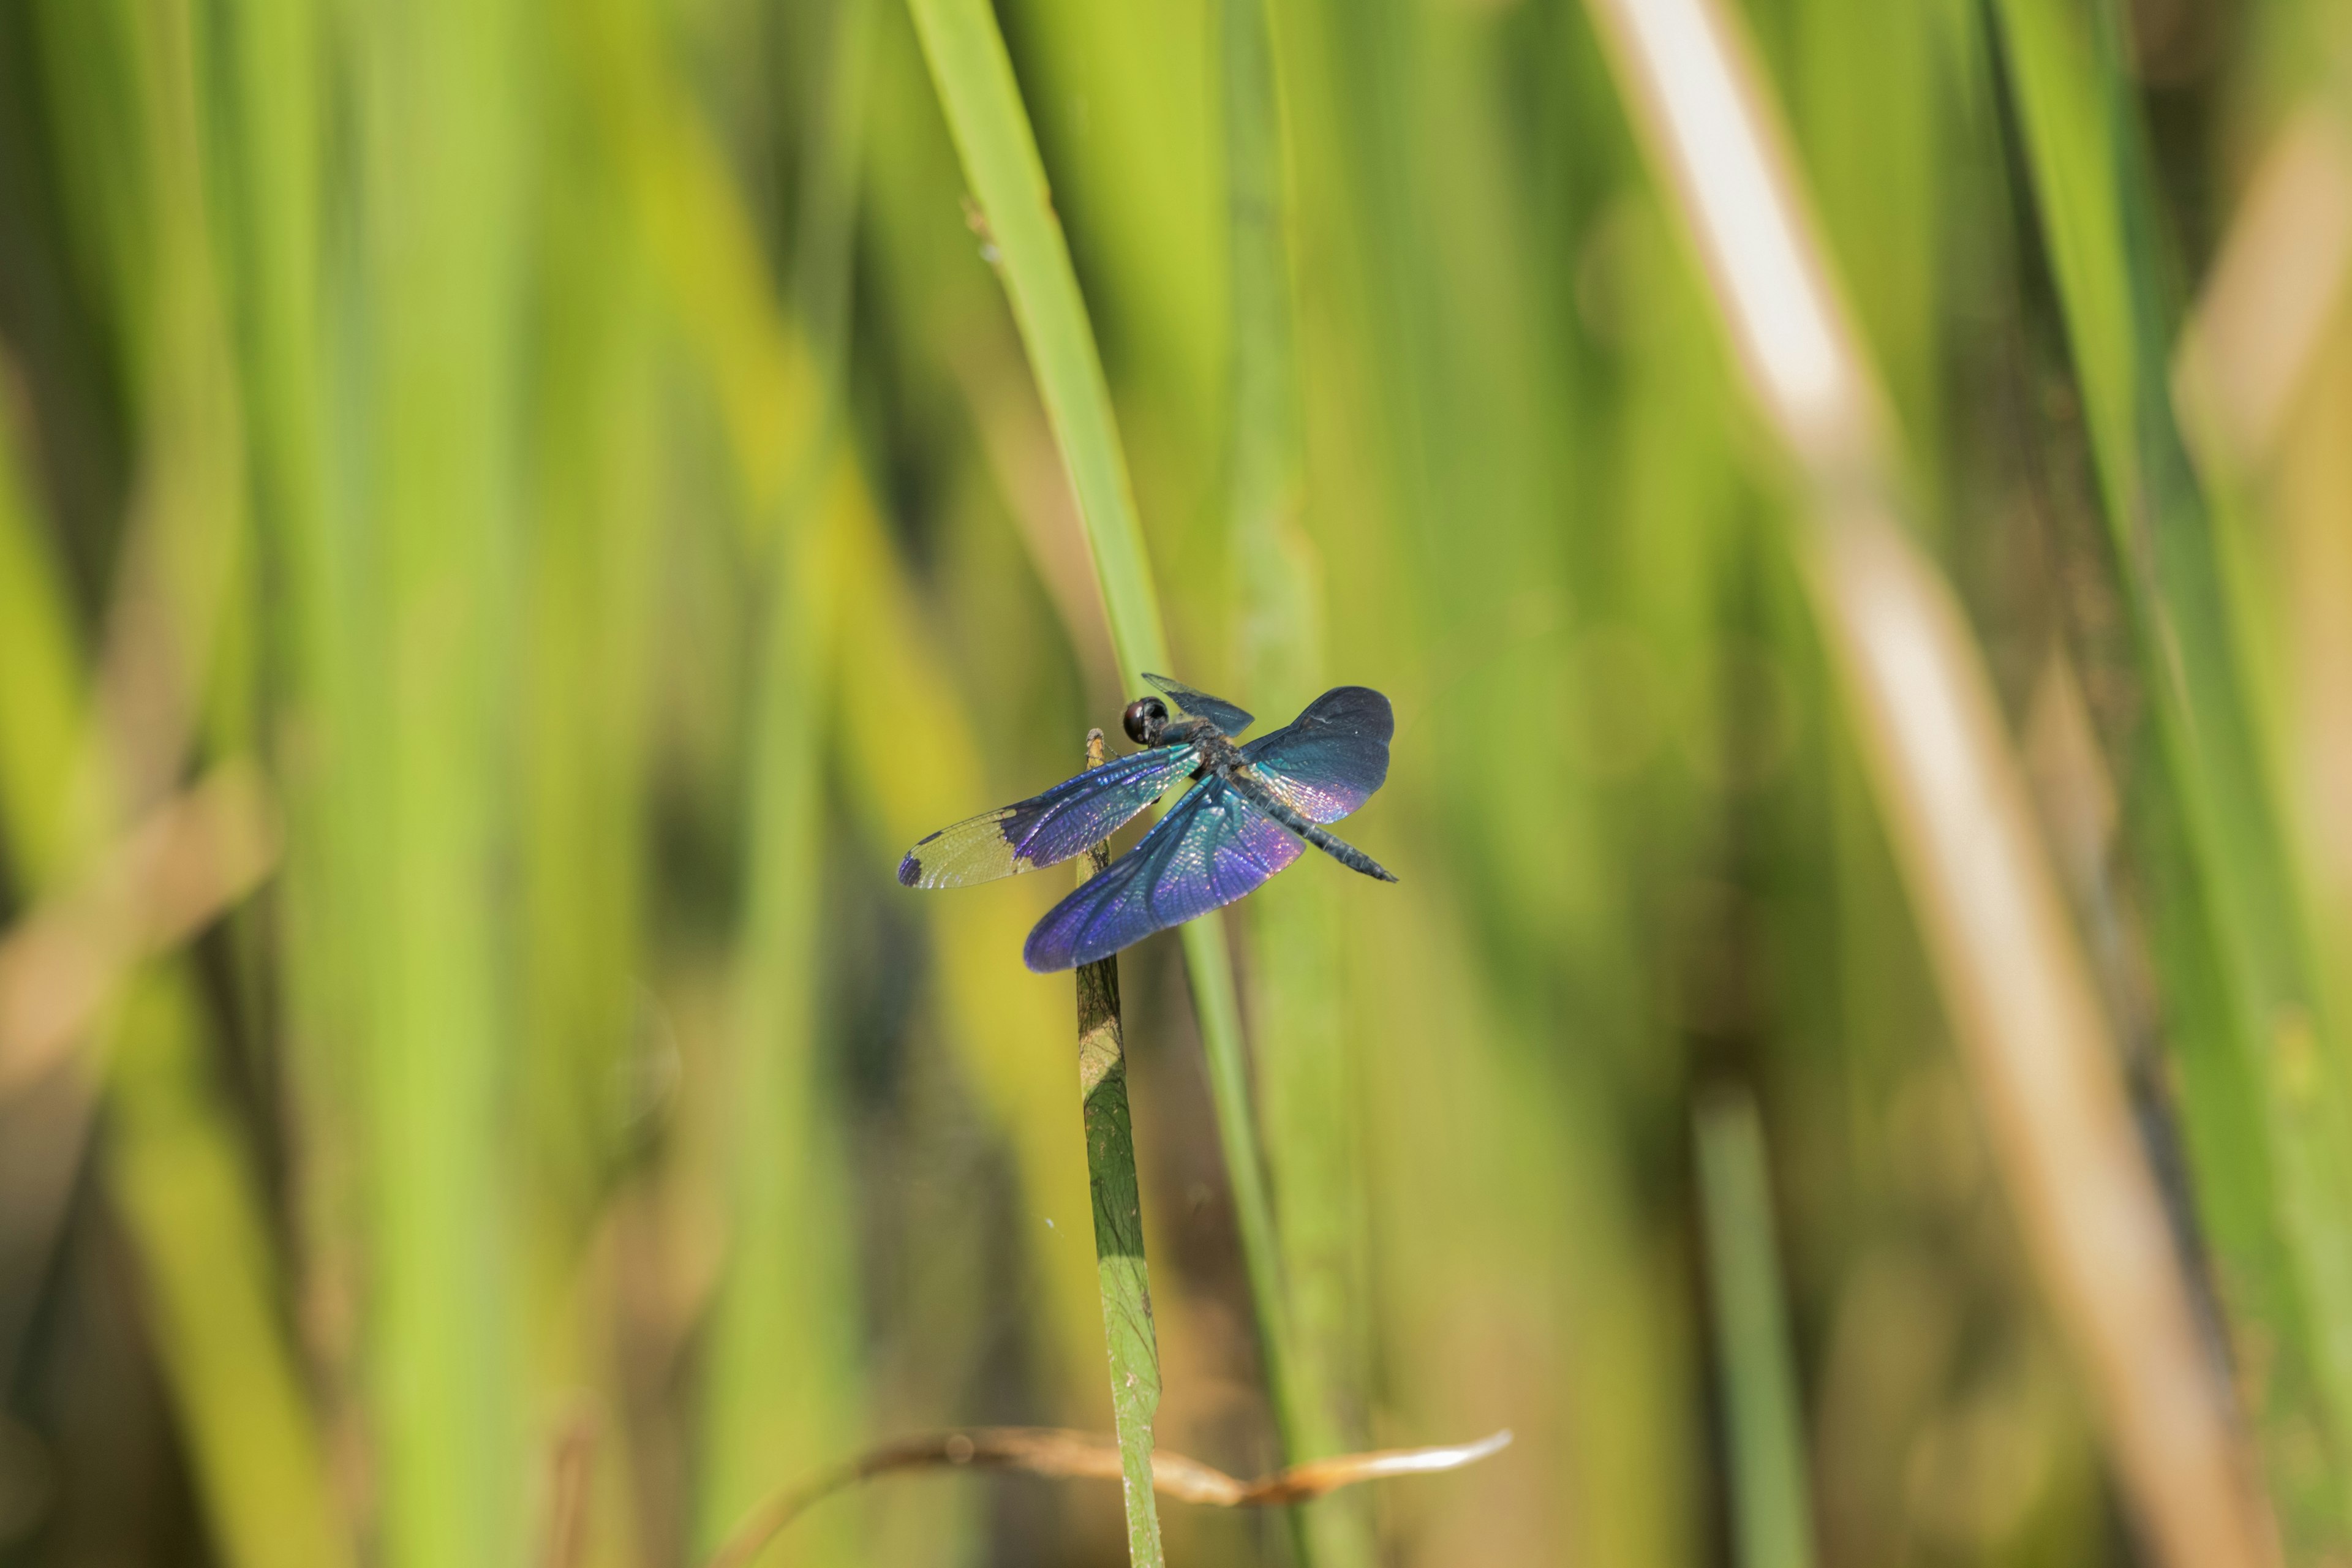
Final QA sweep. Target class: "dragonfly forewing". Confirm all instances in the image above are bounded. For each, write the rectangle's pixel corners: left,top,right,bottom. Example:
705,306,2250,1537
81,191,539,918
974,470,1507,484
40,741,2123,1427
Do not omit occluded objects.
897,747,1196,889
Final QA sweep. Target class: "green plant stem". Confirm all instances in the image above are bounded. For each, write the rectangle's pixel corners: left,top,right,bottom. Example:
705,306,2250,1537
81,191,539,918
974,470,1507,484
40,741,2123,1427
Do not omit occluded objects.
695,470,862,1561
696,0,872,1544
1694,1091,1819,1568
1076,731,1166,1568
900,0,1313,1501
350,0,527,1559
1221,0,1374,1561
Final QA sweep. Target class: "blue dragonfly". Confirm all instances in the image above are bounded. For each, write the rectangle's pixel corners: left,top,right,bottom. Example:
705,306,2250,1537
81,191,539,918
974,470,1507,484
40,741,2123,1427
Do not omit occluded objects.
897,675,1395,971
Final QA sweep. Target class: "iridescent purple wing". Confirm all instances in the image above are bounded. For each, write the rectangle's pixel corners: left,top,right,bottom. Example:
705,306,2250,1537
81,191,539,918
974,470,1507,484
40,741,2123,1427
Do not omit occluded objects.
1023,777,1303,971
1240,685,1392,823
897,747,1197,889
1141,673,1254,737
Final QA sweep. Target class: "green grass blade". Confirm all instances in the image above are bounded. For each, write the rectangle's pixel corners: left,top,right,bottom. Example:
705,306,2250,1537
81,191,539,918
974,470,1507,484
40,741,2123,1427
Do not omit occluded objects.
611,3,877,1552
347,0,527,1559
898,0,1169,684
1694,1090,1819,1568
1076,734,1166,1568
900,0,1316,1510
0,429,87,891
695,488,864,1562
0,388,352,1568
1221,0,1374,1562
696,18,874,1528
1988,0,2352,1542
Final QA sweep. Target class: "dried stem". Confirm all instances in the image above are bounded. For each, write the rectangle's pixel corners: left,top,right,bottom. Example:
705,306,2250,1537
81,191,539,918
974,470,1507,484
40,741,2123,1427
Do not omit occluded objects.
701,1427,1512,1568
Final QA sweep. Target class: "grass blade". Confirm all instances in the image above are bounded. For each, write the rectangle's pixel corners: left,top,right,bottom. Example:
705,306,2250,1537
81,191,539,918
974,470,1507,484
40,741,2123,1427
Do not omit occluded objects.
1694,1090,1818,1568
1575,0,2271,1561
1076,730,1166,1568
900,0,1316,1509
1986,0,2352,1542
1222,0,1374,1561
897,0,1168,677
695,466,864,1562
347,0,528,1558
682,2,872,1547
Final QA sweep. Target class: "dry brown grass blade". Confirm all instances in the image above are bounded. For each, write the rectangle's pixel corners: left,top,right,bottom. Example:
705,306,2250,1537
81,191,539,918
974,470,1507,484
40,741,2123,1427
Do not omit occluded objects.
0,758,279,1096
702,1427,1512,1568
1578,0,2274,1564
536,1408,601,1568
2174,104,2352,477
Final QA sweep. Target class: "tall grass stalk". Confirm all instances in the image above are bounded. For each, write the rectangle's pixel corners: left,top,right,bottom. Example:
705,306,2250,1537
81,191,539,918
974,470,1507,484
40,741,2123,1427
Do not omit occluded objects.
1265,3,1714,1555
348,0,528,1559
210,2,377,1523
1221,0,1374,1561
695,467,864,1561
1694,1091,1818,1568
1076,731,1167,1568
695,0,871,1530
1577,0,2269,1561
1987,0,2352,1544
901,0,1316,1492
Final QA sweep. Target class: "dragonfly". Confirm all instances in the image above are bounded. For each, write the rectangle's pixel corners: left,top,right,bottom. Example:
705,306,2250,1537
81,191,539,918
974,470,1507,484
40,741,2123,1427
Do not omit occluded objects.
897,674,1396,972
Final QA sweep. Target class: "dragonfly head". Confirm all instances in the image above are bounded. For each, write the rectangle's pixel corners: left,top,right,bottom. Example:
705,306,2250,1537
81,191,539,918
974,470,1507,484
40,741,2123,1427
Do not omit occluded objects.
1122,695,1172,747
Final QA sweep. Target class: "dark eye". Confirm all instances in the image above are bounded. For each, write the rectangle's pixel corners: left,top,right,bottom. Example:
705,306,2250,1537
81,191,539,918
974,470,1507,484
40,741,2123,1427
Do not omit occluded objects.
1122,696,1169,745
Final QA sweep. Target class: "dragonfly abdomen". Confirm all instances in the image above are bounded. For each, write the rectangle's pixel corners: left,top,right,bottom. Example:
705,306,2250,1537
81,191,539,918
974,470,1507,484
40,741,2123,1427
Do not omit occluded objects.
1226,769,1397,883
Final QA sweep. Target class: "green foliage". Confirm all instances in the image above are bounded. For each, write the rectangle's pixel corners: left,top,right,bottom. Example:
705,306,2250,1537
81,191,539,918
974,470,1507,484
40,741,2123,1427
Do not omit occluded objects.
2,0,2348,1562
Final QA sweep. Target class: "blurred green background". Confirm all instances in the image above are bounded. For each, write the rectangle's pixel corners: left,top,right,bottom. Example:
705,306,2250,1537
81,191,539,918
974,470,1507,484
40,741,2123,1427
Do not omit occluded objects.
2,0,2351,1562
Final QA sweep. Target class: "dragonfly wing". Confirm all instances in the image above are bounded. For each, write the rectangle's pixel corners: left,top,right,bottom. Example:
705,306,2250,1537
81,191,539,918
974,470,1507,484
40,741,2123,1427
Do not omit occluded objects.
1140,673,1255,737
897,747,1196,888
1240,685,1392,823
1023,777,1304,971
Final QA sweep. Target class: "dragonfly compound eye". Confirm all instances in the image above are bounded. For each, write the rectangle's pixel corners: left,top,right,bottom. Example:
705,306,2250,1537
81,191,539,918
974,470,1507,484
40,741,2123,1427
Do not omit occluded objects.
1122,696,1169,746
